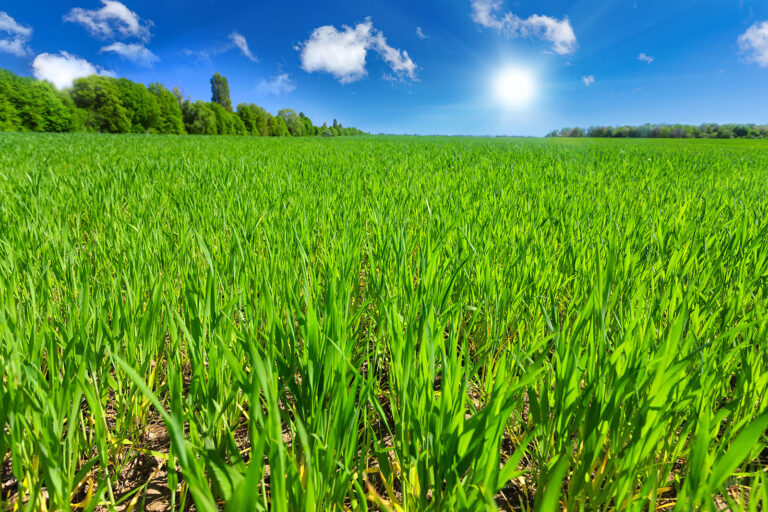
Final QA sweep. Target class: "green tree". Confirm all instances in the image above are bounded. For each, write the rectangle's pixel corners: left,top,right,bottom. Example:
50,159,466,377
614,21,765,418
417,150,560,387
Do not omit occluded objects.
237,103,257,135
278,108,305,136
55,88,86,132
716,126,734,139
299,112,314,137
148,83,185,134
210,102,246,135
71,76,131,133
547,122,768,140
253,106,271,136
182,100,218,135
172,86,184,108
237,103,271,136
268,114,290,136
0,69,78,132
116,79,161,133
0,66,369,137
733,125,749,138
0,94,20,131
210,73,232,112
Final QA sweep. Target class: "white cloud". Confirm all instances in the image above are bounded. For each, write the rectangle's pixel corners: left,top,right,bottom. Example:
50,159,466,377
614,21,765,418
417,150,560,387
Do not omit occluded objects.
298,18,417,83
369,30,418,81
638,52,654,63
256,73,296,95
299,22,370,83
100,42,158,66
0,38,30,57
416,26,427,39
582,74,594,86
738,21,768,67
183,48,213,64
0,11,31,38
184,32,257,65
229,32,258,62
470,0,577,55
64,0,152,42
0,11,33,57
32,51,113,89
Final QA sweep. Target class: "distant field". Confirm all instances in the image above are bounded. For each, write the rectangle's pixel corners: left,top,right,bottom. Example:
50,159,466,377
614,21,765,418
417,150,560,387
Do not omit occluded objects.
1,134,767,511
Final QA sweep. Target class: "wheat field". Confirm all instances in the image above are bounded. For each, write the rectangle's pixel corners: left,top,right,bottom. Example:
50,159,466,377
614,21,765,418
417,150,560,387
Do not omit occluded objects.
1,134,767,511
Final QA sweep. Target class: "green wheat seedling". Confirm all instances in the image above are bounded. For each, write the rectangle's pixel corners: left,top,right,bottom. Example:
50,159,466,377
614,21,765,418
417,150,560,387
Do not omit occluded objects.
0,133,766,511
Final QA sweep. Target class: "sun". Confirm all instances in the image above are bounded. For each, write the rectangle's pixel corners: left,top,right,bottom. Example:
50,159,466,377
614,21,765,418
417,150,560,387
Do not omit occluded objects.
493,67,537,109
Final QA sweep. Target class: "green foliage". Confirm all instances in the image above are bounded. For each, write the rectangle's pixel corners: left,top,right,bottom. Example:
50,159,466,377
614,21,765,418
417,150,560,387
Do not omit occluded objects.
0,67,364,137
0,93,21,131
115,78,162,133
180,100,247,136
0,69,78,132
237,103,270,136
54,89,86,132
210,72,232,112
148,82,186,134
182,100,218,135
210,102,247,135
268,114,290,136
549,123,768,139
278,108,306,136
299,111,314,136
71,75,131,133
236,102,257,135
1,135,767,511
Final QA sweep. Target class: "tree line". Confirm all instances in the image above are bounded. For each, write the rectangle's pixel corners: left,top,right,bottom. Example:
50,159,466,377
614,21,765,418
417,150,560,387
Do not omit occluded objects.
547,123,768,139
0,68,365,137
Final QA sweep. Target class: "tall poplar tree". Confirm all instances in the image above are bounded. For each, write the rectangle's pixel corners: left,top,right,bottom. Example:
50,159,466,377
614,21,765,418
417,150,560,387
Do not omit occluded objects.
210,73,232,112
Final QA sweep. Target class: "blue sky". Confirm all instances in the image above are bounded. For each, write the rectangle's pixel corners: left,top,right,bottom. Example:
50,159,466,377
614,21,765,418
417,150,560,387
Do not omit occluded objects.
1,0,767,135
